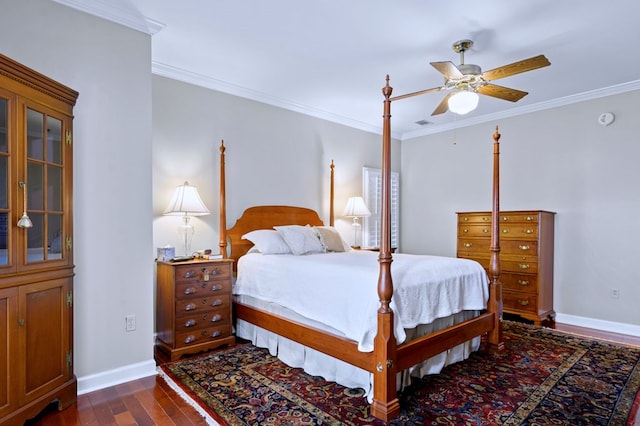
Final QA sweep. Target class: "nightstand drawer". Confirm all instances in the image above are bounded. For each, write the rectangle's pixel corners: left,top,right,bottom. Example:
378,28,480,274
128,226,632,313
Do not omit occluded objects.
175,307,231,332
174,263,231,284
175,279,231,298
176,294,230,316
176,324,232,348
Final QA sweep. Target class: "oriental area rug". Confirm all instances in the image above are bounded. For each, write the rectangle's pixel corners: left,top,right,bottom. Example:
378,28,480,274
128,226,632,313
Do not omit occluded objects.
158,322,640,425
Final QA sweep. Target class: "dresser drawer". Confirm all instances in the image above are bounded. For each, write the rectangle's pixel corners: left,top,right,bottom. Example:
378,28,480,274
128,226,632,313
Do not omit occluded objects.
501,240,538,256
175,324,232,349
503,290,538,314
501,258,538,274
498,212,539,224
175,279,231,298
501,273,538,294
458,213,493,224
176,294,231,317
499,224,538,240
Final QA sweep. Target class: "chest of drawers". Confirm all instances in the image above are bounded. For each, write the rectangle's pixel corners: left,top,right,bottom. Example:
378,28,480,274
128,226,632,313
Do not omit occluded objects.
156,259,235,360
457,210,555,325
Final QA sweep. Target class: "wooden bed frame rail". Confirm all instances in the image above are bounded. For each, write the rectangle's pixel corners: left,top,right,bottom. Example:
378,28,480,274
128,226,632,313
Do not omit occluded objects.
218,75,504,422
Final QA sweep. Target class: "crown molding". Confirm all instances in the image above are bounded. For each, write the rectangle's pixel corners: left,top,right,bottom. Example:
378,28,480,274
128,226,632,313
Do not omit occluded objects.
51,0,164,35
401,80,640,140
152,61,392,139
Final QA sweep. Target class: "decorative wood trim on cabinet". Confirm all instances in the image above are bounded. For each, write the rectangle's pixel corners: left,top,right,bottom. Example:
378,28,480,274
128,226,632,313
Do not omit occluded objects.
457,210,555,325
156,259,236,361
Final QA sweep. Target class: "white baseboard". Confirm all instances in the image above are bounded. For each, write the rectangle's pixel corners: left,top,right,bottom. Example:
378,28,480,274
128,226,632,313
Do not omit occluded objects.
555,313,640,338
77,359,157,395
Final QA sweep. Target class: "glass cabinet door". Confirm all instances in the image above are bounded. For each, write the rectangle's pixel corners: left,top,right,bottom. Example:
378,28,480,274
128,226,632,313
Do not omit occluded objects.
25,107,66,264
0,97,8,267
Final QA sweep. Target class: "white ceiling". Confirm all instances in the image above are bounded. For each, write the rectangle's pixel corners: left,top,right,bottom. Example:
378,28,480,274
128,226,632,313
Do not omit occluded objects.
56,0,640,139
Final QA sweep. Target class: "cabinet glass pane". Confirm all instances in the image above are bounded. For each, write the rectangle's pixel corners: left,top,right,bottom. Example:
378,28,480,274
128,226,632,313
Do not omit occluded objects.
48,214,62,259
0,213,7,265
47,116,62,165
27,162,43,211
0,156,6,209
27,109,44,161
47,165,62,212
26,213,44,262
0,98,6,152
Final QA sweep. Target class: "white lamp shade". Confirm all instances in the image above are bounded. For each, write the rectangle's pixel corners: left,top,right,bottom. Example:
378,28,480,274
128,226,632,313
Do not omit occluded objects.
163,181,211,216
448,89,479,115
343,196,371,217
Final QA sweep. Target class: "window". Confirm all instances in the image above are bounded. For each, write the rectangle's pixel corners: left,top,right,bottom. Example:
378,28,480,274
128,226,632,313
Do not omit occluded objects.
362,166,399,249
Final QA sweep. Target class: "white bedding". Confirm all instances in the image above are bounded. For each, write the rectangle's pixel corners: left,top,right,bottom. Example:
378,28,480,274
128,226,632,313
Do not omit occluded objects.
233,250,489,352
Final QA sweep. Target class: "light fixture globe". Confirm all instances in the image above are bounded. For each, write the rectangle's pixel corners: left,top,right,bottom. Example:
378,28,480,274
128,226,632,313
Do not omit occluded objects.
448,88,479,115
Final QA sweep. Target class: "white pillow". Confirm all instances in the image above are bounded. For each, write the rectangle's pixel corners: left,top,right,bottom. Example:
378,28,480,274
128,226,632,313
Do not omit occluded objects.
314,226,351,252
274,225,325,255
241,229,292,254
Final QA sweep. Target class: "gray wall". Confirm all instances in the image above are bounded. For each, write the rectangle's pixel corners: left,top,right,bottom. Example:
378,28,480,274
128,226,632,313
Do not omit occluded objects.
401,90,640,328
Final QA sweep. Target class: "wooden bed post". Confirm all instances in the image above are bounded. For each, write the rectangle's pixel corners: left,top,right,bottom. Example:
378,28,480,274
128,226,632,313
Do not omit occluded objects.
487,127,505,351
371,75,400,421
219,140,228,258
329,160,335,227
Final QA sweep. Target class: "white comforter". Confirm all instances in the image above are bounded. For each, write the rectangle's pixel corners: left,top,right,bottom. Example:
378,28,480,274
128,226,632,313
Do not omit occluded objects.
234,250,489,352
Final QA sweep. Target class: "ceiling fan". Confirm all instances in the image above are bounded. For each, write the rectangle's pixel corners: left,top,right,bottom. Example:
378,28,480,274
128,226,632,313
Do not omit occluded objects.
421,39,551,115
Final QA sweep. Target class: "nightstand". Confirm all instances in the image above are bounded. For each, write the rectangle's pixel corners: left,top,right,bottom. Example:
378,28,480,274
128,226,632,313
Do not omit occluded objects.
155,259,235,360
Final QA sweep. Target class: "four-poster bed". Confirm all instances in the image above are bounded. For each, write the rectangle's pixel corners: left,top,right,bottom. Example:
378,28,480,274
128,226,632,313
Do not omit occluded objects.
217,76,504,421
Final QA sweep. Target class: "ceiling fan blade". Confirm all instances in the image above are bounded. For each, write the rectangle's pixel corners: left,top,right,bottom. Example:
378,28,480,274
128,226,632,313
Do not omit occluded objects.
477,84,528,102
481,55,551,81
431,92,454,115
430,61,463,79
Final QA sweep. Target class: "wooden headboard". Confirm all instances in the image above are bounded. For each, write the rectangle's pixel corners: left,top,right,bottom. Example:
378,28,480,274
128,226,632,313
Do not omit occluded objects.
225,205,324,263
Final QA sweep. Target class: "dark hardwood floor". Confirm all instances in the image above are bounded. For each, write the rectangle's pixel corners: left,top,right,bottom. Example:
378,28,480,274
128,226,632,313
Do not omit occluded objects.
25,322,640,426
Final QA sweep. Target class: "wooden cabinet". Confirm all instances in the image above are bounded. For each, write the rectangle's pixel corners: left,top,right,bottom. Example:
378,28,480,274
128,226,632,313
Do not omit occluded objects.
156,259,235,361
0,54,77,425
457,210,555,325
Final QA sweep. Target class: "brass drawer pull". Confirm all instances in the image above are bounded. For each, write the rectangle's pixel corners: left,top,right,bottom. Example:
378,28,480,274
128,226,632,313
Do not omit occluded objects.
482,217,489,222
517,300,530,306
518,245,530,250
210,284,223,291
524,229,534,234
211,299,222,307
184,287,197,295
184,319,196,327
463,228,469,233
463,217,469,221
501,216,510,221
524,216,534,221
464,242,473,248
502,229,509,234
518,264,531,269
184,303,197,311
482,228,489,233
184,335,196,344
518,280,530,286
211,330,221,338
211,314,222,322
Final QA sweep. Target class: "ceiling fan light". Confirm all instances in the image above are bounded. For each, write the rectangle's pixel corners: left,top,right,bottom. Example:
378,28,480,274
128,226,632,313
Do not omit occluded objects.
448,90,479,115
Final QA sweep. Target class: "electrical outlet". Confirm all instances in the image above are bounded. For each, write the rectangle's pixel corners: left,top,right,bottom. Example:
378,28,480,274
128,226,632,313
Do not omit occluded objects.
125,314,136,331
610,288,620,299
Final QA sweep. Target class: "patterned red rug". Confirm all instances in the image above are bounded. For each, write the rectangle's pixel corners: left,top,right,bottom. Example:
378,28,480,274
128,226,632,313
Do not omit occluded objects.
158,322,640,425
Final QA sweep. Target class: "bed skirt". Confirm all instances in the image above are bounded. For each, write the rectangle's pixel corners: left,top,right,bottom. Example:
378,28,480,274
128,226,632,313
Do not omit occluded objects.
234,295,480,402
